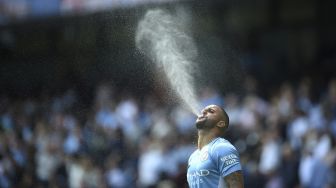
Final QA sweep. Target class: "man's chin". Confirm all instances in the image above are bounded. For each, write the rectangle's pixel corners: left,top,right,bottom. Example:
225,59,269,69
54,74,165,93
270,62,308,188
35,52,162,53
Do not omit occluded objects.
195,122,205,129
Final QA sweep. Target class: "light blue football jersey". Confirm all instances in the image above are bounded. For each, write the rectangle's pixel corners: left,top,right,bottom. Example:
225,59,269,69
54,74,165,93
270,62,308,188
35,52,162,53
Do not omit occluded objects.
187,137,242,188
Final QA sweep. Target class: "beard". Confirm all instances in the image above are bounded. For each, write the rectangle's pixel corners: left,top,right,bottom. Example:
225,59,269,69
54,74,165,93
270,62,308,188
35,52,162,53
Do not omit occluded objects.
195,117,216,130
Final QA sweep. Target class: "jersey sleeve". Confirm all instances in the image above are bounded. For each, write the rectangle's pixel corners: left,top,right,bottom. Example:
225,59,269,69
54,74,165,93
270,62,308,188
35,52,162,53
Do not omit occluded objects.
210,142,242,177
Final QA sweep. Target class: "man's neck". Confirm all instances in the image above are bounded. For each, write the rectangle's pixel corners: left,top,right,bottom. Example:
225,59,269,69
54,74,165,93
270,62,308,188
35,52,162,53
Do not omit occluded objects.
197,130,217,149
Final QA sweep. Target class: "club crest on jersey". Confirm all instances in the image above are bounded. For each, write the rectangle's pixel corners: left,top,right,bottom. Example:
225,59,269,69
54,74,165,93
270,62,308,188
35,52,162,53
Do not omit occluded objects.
200,151,208,161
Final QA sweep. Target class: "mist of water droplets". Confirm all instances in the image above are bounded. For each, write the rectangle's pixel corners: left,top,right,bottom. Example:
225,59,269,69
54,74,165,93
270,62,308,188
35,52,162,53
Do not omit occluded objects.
136,9,200,115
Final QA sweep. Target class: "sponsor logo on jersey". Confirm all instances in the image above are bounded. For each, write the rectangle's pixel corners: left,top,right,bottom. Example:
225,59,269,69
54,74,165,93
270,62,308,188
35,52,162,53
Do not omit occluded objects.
220,154,239,166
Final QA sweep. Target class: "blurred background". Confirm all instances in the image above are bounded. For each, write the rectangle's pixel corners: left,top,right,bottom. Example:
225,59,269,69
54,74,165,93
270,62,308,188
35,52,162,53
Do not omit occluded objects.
1,0,336,188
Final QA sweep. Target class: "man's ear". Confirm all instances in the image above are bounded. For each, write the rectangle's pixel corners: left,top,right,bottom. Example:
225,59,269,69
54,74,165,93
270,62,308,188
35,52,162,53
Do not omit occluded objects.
217,120,228,129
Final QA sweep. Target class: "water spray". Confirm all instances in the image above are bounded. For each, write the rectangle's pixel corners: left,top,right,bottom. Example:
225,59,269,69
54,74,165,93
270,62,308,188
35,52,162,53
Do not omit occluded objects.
135,9,201,115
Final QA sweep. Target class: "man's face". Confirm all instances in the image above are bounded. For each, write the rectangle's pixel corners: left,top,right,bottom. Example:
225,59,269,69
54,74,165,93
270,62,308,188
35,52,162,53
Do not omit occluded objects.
195,105,224,130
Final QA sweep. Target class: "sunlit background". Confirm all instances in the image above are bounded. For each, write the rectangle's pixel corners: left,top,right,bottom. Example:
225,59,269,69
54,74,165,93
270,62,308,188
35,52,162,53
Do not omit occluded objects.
1,0,336,188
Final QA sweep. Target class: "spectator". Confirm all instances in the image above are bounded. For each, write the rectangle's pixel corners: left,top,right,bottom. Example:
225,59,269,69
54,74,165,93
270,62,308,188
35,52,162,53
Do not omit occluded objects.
0,77,335,188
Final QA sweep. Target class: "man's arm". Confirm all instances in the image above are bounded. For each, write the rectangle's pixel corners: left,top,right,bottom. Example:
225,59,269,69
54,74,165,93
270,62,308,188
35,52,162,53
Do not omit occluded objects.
223,170,244,188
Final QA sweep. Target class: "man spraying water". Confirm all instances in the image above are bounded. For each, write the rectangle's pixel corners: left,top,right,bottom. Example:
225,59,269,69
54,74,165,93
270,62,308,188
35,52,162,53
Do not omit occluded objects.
188,104,244,188
136,9,244,187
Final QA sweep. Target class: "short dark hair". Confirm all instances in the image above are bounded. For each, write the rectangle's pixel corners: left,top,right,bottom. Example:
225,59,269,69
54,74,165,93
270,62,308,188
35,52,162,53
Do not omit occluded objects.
218,106,229,137
219,106,229,127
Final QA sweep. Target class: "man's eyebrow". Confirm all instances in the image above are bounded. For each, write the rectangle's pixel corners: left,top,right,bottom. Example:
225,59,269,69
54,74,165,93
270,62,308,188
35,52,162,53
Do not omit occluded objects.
204,106,216,112
203,107,210,112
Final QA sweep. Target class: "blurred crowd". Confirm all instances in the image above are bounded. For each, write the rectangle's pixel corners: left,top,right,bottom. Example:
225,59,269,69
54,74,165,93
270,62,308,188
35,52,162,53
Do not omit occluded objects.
1,76,336,188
